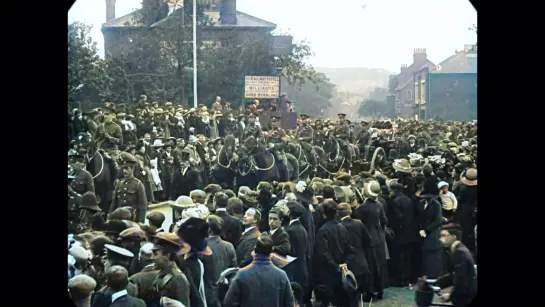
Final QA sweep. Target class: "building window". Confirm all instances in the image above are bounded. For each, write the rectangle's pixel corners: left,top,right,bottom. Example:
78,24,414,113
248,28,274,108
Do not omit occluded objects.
407,90,413,100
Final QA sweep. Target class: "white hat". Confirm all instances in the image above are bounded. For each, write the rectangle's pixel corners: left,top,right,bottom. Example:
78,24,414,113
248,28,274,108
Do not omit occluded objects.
152,139,165,147
438,181,449,189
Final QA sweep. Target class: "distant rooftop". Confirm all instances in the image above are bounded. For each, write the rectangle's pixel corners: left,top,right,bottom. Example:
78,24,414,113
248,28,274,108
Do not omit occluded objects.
431,46,477,74
102,5,276,29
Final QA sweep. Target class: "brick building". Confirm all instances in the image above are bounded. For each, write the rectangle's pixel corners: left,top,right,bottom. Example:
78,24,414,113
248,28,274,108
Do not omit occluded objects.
388,48,435,118
102,0,277,59
414,44,477,121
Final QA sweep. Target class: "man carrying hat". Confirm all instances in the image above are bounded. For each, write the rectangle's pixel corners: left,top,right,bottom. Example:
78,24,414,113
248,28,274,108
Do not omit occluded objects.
69,150,95,195
295,114,318,173
109,153,147,223
334,113,356,167
150,233,191,306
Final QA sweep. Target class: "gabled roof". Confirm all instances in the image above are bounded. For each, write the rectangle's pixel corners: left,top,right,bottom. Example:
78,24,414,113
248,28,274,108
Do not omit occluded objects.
431,48,477,74
102,8,276,29
394,59,435,91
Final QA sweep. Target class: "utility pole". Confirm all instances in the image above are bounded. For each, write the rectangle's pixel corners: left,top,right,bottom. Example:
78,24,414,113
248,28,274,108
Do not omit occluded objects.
193,0,198,108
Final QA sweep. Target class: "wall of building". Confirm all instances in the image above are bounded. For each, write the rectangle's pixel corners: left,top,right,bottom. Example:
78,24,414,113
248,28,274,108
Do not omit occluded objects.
428,73,477,121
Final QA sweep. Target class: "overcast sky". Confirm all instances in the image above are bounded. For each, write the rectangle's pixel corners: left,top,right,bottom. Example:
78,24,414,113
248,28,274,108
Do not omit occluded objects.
69,0,476,72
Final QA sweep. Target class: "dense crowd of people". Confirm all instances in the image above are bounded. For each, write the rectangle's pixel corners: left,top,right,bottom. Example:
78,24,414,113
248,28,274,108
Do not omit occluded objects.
68,98,477,307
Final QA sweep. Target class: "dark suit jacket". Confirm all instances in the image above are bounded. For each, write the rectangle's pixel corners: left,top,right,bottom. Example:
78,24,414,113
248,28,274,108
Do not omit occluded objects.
223,255,295,307
235,226,261,268
288,202,315,258
110,295,146,307
207,236,238,279
313,220,356,288
286,220,309,287
92,291,146,307
268,227,291,256
215,209,244,248
340,217,371,276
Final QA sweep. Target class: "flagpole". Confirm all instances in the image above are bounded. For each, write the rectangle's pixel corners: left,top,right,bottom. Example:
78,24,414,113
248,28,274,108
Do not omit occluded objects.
193,0,197,108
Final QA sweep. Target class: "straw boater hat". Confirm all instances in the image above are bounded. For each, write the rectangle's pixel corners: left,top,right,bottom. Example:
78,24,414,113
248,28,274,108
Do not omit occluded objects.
461,168,477,186
152,139,165,148
364,181,381,198
393,159,413,173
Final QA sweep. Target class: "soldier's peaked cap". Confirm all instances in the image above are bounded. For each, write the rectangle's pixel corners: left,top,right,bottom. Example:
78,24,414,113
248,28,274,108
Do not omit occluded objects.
104,244,134,259
120,152,139,166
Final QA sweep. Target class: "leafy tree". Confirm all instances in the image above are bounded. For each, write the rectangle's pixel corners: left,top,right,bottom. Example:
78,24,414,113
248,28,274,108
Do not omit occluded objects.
367,87,389,102
274,38,321,88
68,22,104,108
358,99,389,119
70,1,326,110
281,72,335,117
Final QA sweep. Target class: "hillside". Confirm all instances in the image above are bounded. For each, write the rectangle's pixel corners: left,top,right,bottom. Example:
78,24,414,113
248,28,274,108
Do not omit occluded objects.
314,67,393,120
315,67,392,95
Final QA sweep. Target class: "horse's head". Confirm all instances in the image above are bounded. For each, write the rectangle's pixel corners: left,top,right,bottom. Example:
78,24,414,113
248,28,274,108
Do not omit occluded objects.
76,132,93,150
323,135,337,153
223,135,236,161
238,136,257,159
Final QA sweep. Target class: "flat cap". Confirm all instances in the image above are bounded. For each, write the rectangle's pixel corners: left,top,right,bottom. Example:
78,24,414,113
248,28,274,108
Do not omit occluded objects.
118,228,146,241
68,275,97,296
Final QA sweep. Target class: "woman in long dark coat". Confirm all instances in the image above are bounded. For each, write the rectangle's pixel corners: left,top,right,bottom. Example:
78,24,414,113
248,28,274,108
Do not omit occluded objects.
417,180,444,279
355,181,388,300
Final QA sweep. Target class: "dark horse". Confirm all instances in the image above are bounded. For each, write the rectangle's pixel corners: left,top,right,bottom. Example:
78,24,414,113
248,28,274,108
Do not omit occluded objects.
210,135,238,189
213,136,299,190
314,134,350,178
78,133,114,212
286,142,320,180
237,136,299,189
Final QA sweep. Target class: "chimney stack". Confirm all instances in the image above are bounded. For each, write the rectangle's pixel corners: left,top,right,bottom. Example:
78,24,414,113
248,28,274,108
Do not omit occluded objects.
106,0,116,22
400,64,408,73
413,48,427,63
220,0,237,25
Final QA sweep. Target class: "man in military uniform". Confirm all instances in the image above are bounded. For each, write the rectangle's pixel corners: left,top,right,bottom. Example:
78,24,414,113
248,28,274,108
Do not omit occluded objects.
86,109,100,140
69,150,95,195
295,114,318,172
109,153,147,223
243,113,262,141
269,115,290,182
313,119,325,146
334,113,356,167
150,233,191,306
98,103,123,184
129,243,160,306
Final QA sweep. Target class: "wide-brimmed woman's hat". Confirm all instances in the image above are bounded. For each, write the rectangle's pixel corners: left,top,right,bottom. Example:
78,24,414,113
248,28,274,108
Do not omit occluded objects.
393,159,413,173
461,168,477,186
293,181,317,204
176,217,213,256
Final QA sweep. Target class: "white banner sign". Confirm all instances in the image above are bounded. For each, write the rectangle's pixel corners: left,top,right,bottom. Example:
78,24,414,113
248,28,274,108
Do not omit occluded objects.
244,76,280,99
